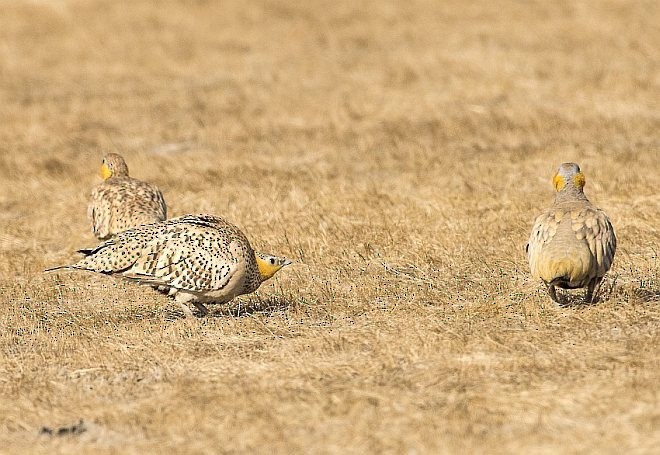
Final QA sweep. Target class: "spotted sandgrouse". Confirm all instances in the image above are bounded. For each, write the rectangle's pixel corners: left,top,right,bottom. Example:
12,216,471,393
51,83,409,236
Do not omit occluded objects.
48,214,292,316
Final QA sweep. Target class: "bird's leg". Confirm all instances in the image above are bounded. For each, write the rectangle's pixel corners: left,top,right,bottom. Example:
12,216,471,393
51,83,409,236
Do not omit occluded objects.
547,284,560,304
177,302,196,318
174,292,199,319
152,285,170,295
585,278,603,304
193,302,210,317
585,282,594,303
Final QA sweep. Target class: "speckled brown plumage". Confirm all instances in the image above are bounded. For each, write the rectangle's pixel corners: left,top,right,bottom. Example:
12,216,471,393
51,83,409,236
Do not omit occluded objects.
527,163,616,304
48,214,292,316
88,153,167,240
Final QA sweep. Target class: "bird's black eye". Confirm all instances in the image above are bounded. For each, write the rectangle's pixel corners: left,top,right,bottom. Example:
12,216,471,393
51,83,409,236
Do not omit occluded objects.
270,258,275,265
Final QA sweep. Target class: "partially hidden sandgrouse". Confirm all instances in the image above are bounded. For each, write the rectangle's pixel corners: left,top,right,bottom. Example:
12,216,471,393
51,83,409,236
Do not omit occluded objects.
88,153,167,240
48,214,292,317
527,163,616,304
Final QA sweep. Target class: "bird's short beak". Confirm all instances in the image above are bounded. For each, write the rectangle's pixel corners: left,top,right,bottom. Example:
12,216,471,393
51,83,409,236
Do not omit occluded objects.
283,259,293,267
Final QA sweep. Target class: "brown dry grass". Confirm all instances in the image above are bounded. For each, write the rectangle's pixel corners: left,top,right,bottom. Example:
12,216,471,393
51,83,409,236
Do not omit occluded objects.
1,0,659,453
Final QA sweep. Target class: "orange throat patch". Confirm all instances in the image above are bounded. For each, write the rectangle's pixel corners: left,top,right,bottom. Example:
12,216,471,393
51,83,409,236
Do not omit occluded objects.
552,174,565,191
100,163,112,180
573,172,585,189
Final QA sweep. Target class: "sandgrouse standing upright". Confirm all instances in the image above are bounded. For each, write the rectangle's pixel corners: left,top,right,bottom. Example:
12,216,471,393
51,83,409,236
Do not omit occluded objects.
47,214,292,317
88,153,167,240
527,163,616,304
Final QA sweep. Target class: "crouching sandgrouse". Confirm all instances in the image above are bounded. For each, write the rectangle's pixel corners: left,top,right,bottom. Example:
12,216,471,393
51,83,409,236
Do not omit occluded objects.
48,214,292,317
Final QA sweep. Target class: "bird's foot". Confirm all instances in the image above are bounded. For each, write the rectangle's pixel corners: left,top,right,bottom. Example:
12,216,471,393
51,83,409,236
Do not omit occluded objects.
193,302,210,317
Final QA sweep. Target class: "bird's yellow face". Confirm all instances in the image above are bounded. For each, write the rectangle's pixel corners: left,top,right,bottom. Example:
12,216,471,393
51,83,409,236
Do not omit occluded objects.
552,173,565,191
100,162,113,180
98,153,129,180
553,163,585,192
255,253,292,281
572,172,585,189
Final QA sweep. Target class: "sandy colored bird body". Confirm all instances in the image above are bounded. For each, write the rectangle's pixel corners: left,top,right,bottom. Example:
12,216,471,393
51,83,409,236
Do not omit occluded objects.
48,214,292,317
527,163,616,304
88,153,167,240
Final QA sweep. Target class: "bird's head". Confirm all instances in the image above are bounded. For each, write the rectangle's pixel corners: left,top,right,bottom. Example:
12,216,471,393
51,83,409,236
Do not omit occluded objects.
255,252,293,281
552,162,585,192
100,153,130,180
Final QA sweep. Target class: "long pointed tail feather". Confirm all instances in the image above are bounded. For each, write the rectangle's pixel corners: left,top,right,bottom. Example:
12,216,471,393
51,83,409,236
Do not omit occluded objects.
44,265,74,272
46,245,105,271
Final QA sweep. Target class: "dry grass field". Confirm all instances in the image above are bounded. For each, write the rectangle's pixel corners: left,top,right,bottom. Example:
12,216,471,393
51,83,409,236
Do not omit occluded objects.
1,0,659,453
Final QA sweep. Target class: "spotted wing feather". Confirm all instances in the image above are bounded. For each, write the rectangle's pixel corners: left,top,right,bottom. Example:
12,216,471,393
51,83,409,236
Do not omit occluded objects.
527,211,559,265
72,231,152,273
88,186,113,239
70,216,250,293
124,233,244,293
574,208,616,277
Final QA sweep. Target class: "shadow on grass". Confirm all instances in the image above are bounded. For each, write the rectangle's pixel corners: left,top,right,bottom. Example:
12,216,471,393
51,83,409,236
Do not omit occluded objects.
555,284,660,308
210,294,298,318
553,294,598,308
613,286,660,304
40,419,87,437
631,288,660,302
163,293,300,321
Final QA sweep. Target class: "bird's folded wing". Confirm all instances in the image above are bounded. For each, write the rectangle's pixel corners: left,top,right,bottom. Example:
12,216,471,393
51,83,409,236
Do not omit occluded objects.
154,188,167,219
72,233,148,273
126,237,242,292
131,181,167,219
527,211,560,259
579,209,617,275
88,186,113,239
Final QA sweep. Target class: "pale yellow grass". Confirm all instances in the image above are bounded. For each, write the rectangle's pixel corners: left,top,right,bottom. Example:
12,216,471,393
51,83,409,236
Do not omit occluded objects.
1,0,659,453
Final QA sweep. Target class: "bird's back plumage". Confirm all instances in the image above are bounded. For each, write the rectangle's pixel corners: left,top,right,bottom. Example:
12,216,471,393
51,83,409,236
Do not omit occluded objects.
88,154,167,240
